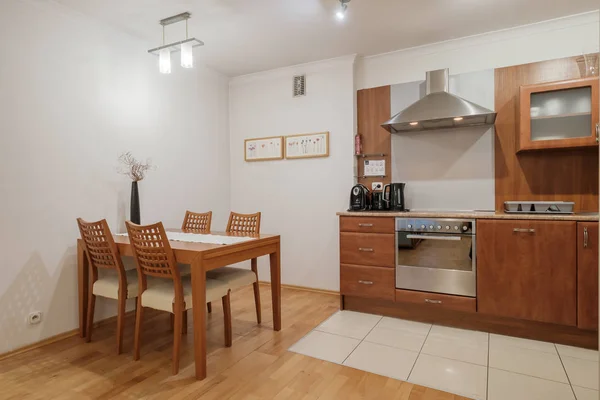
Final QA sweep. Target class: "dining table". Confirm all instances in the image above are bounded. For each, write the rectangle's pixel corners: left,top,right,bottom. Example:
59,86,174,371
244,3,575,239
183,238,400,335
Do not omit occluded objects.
76,229,281,380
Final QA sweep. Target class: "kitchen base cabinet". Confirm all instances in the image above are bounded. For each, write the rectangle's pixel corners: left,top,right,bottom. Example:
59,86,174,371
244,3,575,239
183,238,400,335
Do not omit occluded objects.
477,220,577,326
341,264,395,301
577,222,599,331
395,289,476,313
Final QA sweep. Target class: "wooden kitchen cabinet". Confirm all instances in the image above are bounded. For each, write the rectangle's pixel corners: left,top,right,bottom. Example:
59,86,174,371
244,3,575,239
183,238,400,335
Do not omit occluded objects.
518,77,599,152
577,222,599,331
477,220,577,326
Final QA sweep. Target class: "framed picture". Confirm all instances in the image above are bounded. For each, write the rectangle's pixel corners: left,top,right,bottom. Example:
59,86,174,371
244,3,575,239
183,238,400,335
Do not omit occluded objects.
244,136,284,162
285,131,329,159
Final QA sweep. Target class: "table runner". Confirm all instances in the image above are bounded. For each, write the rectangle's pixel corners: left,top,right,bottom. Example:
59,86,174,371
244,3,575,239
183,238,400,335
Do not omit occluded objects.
116,232,256,245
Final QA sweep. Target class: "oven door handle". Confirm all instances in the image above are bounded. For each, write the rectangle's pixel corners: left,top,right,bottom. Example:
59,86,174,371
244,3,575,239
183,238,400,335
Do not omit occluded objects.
405,234,462,241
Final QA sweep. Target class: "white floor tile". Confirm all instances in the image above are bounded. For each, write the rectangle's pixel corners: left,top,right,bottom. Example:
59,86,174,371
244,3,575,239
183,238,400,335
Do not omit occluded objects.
421,325,488,366
376,317,432,335
288,330,360,364
490,336,568,383
365,326,428,352
409,354,487,400
562,356,599,390
314,311,382,340
488,368,575,400
490,333,557,354
343,341,418,381
573,386,599,400
556,344,599,362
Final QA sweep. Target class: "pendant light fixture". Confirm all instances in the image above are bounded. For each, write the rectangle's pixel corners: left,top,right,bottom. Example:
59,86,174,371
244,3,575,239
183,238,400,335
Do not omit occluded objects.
148,12,204,74
335,0,351,20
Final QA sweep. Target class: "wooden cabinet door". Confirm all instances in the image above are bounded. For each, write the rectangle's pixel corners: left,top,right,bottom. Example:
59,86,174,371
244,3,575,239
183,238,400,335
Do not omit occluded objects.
578,222,599,331
477,220,577,325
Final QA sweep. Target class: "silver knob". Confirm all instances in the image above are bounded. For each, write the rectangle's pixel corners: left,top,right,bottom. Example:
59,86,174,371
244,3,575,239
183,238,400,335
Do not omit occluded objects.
462,225,468,231
454,226,459,231
445,226,450,230
429,225,434,229
437,225,442,230
407,224,412,228
420,225,426,229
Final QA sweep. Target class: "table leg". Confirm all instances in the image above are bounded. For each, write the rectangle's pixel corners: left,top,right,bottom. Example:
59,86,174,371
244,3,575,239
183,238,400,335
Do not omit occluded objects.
77,241,88,339
269,240,281,331
190,256,207,380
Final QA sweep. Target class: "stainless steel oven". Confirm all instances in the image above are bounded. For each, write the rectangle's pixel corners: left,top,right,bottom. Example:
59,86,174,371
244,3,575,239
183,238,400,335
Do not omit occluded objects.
395,217,476,297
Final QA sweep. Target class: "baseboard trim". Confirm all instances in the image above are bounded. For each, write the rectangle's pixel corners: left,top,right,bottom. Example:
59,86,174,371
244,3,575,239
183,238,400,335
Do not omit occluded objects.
258,281,339,296
0,310,136,361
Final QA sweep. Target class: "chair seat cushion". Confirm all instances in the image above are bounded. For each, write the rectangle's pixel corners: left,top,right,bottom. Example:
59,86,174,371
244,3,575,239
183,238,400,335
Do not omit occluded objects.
141,277,229,313
93,269,138,299
207,267,257,290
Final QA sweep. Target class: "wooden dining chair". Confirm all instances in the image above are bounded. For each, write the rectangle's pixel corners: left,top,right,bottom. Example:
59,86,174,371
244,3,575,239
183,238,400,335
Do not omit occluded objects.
206,212,262,323
77,218,140,354
181,210,212,232
125,221,232,375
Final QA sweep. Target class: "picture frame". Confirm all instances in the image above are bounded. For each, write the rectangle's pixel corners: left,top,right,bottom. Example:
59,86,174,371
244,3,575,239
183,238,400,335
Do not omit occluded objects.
284,131,329,159
244,136,284,162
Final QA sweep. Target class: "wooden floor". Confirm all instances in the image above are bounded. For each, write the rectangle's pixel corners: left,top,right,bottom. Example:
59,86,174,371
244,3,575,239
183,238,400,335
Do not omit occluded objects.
0,284,471,400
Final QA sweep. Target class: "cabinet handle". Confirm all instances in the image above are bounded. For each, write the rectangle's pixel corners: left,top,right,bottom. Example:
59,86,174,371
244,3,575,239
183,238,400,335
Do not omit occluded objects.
425,299,442,304
358,248,374,252
358,280,374,285
513,228,535,233
358,223,374,227
596,123,599,144
584,227,589,248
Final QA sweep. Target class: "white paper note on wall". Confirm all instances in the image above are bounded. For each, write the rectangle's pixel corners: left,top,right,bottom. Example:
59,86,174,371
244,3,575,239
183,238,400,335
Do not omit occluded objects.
364,159,385,176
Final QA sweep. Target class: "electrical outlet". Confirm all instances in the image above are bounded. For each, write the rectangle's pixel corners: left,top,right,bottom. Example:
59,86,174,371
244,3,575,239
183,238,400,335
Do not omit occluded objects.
372,182,383,191
28,311,42,325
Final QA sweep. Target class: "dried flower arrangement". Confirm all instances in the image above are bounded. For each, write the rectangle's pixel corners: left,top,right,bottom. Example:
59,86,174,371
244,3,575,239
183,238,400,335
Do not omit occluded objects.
117,152,155,182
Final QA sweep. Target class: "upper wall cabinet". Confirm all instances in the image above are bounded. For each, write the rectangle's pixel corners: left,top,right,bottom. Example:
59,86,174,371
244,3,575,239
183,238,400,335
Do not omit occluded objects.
518,77,599,152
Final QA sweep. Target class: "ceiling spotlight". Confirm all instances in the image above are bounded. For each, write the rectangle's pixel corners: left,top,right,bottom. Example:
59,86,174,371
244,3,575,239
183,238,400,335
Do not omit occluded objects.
453,117,464,121
336,0,351,20
409,122,419,126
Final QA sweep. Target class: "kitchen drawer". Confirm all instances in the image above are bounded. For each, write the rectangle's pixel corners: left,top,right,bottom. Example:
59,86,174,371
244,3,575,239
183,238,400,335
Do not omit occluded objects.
341,264,395,300
340,232,395,267
340,216,395,234
395,289,476,313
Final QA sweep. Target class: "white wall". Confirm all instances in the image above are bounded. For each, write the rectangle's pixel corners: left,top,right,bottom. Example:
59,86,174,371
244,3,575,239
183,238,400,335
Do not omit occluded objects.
0,0,230,354
229,56,356,291
390,70,495,211
357,11,600,89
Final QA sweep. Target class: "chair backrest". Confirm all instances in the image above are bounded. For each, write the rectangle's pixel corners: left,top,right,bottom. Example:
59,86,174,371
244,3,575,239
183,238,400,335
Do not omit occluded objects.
77,218,124,272
125,221,180,281
181,210,212,232
226,212,261,234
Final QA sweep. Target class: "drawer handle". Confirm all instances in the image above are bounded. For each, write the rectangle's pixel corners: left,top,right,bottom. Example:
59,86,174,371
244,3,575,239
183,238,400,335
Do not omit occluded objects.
425,299,442,304
358,280,374,285
513,228,535,233
358,223,374,227
584,227,589,248
358,248,374,252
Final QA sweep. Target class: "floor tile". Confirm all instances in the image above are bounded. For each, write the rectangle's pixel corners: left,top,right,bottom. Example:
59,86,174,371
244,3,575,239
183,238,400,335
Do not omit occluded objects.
490,333,557,353
562,356,599,390
556,344,599,361
409,354,487,400
489,336,568,382
421,325,488,366
488,368,575,400
314,311,382,340
288,330,360,364
364,325,428,352
376,317,432,335
573,386,599,400
342,341,418,381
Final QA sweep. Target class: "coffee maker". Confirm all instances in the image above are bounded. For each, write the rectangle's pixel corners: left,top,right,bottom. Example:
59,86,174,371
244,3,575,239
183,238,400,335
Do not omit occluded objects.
349,184,371,211
383,183,406,211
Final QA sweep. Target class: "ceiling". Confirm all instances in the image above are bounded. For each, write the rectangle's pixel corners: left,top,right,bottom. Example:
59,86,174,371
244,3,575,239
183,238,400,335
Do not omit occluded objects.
55,0,599,76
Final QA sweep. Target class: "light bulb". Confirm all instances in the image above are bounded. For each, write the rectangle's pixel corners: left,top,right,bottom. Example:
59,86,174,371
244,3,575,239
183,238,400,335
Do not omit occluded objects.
409,122,419,126
453,117,464,121
336,10,345,20
159,48,171,74
181,42,193,69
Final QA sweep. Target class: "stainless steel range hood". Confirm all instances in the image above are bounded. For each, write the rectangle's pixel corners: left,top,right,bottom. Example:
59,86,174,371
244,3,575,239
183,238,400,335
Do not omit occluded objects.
381,69,497,133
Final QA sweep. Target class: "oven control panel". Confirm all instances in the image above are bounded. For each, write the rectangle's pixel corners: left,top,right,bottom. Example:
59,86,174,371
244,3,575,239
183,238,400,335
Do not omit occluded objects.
395,218,475,234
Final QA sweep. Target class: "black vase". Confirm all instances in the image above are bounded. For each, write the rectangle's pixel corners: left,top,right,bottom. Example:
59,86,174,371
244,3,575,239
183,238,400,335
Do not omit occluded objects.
130,181,140,224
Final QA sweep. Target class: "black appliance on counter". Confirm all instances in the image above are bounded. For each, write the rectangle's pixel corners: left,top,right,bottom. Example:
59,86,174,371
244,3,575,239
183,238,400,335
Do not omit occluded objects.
384,183,406,211
349,184,371,211
372,191,388,211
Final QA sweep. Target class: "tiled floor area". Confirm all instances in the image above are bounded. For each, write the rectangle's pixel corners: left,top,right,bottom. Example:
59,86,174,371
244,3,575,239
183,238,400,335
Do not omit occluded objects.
289,311,599,400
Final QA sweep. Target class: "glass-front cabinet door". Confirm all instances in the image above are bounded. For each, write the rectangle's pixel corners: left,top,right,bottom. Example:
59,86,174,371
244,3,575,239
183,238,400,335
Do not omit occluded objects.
518,77,599,152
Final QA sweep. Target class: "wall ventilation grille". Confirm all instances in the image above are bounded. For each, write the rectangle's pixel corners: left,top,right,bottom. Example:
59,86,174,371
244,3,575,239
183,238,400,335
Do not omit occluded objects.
293,75,306,97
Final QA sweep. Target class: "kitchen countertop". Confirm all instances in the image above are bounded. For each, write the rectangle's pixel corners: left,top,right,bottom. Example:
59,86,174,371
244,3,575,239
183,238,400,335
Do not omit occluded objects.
337,210,599,221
